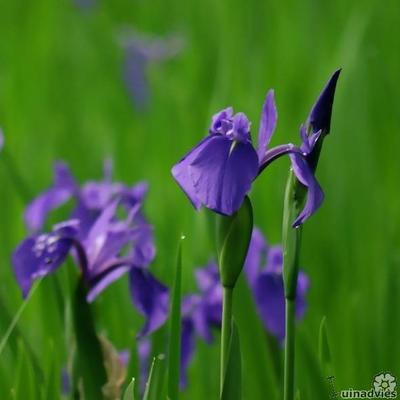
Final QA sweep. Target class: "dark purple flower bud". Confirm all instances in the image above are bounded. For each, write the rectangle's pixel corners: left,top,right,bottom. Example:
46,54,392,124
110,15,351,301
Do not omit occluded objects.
307,69,341,134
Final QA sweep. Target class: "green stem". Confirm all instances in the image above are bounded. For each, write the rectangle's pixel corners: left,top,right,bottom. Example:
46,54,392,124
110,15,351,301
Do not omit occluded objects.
284,298,295,400
282,169,303,400
220,286,233,395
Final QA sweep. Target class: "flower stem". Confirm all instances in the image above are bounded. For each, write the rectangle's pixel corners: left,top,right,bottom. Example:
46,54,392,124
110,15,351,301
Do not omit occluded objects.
282,169,303,400
220,286,233,395
284,298,295,400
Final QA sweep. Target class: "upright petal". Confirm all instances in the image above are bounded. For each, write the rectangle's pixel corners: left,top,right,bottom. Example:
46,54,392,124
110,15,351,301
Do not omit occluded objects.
307,69,341,134
290,153,324,227
190,136,259,215
24,162,76,232
257,90,278,161
171,137,212,210
129,268,169,337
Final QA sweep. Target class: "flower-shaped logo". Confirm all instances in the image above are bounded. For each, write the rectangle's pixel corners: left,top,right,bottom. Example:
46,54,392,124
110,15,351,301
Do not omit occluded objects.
373,373,396,393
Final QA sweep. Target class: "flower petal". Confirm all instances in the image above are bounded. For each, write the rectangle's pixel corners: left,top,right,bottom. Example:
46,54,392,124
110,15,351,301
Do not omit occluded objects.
86,265,130,302
171,137,212,209
290,153,324,227
12,229,75,297
24,162,76,232
189,136,259,215
257,90,278,161
129,267,169,337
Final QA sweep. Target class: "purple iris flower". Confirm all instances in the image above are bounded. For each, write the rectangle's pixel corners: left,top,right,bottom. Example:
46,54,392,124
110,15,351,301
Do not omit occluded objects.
13,163,169,337
244,228,309,341
172,70,340,226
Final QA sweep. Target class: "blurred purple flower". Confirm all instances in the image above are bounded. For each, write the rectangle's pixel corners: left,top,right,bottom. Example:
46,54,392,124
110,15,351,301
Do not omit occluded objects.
180,262,222,387
172,70,340,226
25,159,148,235
179,228,309,385
244,228,309,341
119,29,184,109
13,163,169,336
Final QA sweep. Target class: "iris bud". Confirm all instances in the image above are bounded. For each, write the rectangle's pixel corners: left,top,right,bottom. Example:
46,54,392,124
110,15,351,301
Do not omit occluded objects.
217,196,253,288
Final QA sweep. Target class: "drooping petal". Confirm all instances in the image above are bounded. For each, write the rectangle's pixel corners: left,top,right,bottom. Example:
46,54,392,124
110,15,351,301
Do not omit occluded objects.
12,228,75,297
290,153,324,227
307,69,341,134
129,267,169,337
171,137,212,209
190,136,259,215
180,317,195,388
24,162,76,232
257,90,278,161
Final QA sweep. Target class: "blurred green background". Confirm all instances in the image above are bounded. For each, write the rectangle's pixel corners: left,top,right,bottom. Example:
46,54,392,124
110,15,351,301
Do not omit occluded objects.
1,0,400,398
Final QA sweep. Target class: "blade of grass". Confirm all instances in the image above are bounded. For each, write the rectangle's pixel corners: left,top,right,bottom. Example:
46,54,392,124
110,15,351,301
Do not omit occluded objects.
167,234,185,400
123,378,135,400
143,354,166,400
0,278,43,356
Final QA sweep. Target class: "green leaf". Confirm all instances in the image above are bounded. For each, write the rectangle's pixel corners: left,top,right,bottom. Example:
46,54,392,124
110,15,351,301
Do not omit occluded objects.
167,235,185,400
217,196,253,288
221,320,241,400
318,316,333,378
144,354,166,400
42,341,61,400
123,378,135,400
13,340,39,400
72,279,107,399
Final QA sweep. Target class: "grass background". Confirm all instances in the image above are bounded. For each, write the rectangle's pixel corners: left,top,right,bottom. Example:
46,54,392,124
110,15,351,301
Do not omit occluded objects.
0,0,399,398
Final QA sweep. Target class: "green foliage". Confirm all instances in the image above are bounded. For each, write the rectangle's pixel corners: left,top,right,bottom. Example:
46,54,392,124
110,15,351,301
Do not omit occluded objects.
123,378,136,400
144,355,167,400
72,280,107,399
167,236,184,400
